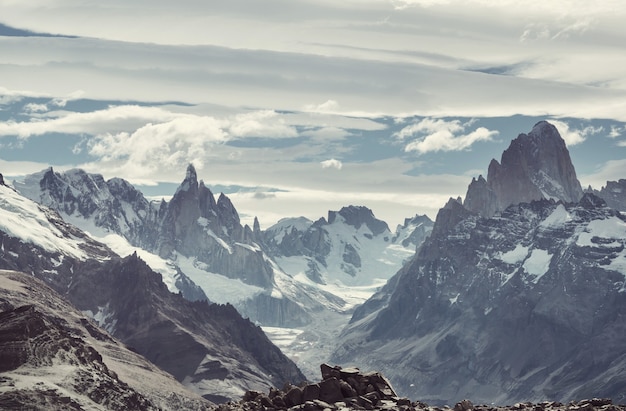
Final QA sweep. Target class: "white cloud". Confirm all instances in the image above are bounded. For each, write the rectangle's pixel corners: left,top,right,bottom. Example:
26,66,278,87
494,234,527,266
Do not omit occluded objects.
84,116,228,177
321,159,343,170
0,105,180,139
304,100,340,114
396,118,498,154
579,159,626,190
550,120,603,146
609,125,623,139
226,110,297,138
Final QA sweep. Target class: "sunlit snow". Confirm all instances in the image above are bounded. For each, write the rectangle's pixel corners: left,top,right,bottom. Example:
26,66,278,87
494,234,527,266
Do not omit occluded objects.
499,244,529,264
540,204,572,228
0,185,87,260
523,248,552,282
175,254,264,304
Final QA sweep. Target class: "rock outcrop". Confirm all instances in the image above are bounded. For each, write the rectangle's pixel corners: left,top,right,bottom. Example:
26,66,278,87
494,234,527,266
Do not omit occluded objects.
464,121,584,216
215,365,624,411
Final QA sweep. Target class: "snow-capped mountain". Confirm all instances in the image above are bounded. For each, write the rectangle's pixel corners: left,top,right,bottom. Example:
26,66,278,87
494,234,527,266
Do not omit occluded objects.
14,165,428,331
0,181,305,402
0,269,212,410
264,206,429,298
332,122,626,405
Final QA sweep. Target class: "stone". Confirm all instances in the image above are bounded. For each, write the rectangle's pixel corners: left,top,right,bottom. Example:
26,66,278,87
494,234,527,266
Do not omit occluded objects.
285,386,303,407
455,399,474,411
303,383,321,402
318,377,343,404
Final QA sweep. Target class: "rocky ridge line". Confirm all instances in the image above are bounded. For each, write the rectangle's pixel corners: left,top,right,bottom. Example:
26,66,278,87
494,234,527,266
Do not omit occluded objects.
215,364,624,411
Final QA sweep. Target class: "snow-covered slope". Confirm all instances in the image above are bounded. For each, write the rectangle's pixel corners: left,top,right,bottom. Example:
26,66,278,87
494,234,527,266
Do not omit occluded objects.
264,206,431,310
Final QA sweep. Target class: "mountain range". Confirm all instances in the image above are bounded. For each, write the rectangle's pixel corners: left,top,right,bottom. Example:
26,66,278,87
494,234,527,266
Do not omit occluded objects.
2,120,626,406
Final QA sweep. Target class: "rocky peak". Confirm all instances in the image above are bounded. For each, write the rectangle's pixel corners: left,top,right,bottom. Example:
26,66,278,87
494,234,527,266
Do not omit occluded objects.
175,163,199,194
0,172,4,186
328,206,389,236
464,121,583,217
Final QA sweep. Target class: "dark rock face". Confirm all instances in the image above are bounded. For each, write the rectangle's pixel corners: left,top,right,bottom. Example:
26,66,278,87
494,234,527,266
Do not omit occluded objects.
464,121,584,217
328,206,390,236
64,254,307,401
334,192,626,405
0,270,212,410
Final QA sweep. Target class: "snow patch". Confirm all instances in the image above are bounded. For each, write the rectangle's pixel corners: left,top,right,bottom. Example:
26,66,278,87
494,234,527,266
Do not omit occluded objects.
0,185,87,260
577,216,626,247
540,204,572,228
523,249,552,282
499,244,529,264
175,254,264,304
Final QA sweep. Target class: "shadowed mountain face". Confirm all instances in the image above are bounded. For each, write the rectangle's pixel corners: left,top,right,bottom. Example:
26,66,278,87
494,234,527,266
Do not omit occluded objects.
0,269,212,410
464,121,584,217
332,123,626,405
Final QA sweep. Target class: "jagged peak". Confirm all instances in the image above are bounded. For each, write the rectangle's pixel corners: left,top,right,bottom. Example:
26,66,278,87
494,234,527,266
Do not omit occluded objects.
328,205,389,236
186,163,197,181
579,192,607,209
530,120,558,136
175,164,199,194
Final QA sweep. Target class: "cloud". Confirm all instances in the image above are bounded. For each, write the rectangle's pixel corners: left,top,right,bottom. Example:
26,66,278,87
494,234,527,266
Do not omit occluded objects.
84,116,228,176
579,159,626,189
0,105,180,139
321,159,343,170
304,100,340,114
227,110,297,138
395,118,498,154
609,125,624,139
550,120,603,146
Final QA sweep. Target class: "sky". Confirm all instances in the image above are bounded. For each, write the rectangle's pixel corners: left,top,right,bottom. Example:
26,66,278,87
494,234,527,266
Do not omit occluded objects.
1,0,626,228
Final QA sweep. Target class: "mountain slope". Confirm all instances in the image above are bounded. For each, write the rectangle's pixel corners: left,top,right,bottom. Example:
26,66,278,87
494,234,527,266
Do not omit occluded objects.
332,122,626,405
0,181,305,401
0,269,212,410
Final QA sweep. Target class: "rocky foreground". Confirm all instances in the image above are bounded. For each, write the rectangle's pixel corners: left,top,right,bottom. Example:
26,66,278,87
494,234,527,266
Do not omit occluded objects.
215,364,626,411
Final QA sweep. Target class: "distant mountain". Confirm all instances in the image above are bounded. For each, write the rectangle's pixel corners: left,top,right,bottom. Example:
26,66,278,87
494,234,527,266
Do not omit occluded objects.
0,22,76,38
464,121,583,217
332,122,626,405
14,165,429,330
0,269,212,410
587,179,626,212
0,182,305,402
263,206,429,288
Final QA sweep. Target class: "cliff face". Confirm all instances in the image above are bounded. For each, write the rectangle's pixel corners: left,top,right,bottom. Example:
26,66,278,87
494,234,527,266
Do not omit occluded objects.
464,121,584,217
